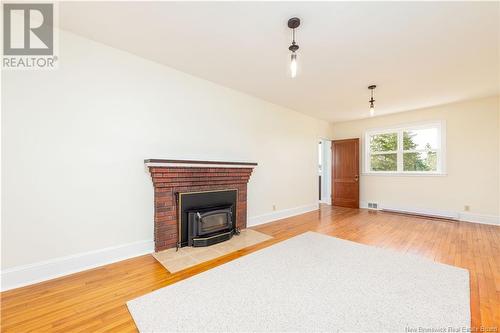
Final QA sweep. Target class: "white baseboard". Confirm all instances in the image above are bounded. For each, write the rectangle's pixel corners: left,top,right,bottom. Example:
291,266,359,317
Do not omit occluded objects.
248,203,319,227
458,212,500,226
360,202,499,226
380,204,459,220
1,239,154,292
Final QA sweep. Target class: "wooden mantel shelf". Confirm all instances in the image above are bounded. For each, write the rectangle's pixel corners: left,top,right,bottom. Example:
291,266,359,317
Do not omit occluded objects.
144,159,258,168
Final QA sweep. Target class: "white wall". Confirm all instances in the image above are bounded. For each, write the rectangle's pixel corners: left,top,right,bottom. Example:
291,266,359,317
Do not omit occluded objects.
331,96,500,223
1,30,330,271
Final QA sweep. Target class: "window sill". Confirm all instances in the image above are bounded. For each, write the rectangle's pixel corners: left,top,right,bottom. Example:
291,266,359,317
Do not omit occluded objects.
362,172,447,177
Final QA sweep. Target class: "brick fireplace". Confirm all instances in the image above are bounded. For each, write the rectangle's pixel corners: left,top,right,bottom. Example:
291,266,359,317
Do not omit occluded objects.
145,159,257,252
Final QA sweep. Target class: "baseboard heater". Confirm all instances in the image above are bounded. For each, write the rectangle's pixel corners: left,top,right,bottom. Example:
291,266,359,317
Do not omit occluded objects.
381,208,459,221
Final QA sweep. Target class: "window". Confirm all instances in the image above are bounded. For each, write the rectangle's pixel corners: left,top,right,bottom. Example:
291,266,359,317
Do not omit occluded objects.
364,122,445,175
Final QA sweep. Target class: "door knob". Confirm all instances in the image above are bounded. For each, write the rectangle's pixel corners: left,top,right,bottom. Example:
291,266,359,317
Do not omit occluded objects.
354,175,359,182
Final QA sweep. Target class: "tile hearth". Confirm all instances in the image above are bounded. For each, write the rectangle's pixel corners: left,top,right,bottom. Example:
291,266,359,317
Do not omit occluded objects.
153,229,272,273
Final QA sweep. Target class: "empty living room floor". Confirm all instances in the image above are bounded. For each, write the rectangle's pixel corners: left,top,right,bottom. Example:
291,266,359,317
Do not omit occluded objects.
1,205,499,332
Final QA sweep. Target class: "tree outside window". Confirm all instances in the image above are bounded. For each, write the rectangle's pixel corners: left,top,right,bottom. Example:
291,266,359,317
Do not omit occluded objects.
365,123,443,174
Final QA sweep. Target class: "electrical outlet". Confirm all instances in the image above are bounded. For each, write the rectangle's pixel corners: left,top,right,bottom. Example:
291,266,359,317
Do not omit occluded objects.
464,205,470,212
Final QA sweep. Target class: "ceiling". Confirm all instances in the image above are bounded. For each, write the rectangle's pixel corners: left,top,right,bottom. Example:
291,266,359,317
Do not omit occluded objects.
59,2,499,122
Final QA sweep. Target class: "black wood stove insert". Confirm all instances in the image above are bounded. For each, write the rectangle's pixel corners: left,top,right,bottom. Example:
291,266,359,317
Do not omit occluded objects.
177,189,238,248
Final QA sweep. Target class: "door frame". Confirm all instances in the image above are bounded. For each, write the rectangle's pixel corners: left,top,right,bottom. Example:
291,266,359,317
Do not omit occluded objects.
319,138,332,204
331,138,360,208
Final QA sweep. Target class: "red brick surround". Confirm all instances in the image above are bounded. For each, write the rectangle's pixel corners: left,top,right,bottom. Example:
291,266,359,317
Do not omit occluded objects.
146,161,256,251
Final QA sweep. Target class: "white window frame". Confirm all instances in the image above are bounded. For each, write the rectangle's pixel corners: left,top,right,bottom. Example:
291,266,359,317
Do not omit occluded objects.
363,121,446,176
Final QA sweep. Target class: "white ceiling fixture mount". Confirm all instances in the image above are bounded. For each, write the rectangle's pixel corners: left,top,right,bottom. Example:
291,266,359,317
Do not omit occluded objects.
368,85,377,117
287,17,300,78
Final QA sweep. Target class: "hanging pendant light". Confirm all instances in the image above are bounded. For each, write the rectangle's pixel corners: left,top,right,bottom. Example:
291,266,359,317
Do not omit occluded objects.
288,17,301,78
368,85,377,116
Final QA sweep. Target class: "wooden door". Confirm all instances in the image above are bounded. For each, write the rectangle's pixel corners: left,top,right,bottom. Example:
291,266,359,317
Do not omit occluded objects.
331,138,359,208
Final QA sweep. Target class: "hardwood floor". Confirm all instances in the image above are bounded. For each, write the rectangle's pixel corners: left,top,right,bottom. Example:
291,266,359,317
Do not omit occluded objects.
1,205,499,332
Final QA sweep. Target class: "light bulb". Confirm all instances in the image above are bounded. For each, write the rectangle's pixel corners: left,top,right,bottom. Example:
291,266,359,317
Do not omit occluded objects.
369,106,375,117
290,53,297,78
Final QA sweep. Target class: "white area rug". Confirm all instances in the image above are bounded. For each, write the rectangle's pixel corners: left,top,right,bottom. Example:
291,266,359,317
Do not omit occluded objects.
127,232,470,332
